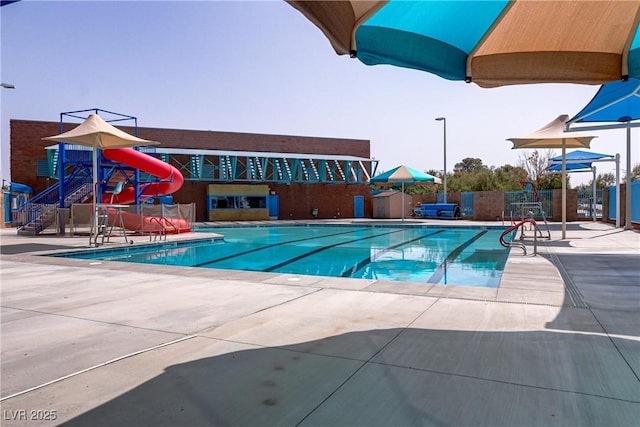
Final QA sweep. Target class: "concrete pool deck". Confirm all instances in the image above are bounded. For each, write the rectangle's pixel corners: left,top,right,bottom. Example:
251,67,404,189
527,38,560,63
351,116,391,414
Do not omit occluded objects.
0,220,638,426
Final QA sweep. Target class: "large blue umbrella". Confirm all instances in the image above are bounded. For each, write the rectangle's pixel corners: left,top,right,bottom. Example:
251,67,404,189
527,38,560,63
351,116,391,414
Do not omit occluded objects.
288,1,640,88
566,79,640,229
370,165,438,220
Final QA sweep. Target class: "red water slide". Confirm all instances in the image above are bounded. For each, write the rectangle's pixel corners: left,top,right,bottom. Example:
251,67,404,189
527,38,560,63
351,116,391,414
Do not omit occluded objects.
99,148,190,233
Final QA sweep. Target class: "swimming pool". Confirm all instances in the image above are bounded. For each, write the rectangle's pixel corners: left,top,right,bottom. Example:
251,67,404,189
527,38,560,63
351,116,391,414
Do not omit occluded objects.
55,225,514,288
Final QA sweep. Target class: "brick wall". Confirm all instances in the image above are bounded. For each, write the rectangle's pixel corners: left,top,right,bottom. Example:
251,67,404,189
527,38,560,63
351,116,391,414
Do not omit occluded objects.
271,183,371,220
10,119,599,225
550,189,578,222
10,121,62,195
473,191,504,220
10,119,372,221
412,193,461,206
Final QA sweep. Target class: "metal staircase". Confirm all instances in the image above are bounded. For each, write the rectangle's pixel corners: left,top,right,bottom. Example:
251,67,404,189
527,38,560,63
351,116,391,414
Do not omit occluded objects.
16,175,93,235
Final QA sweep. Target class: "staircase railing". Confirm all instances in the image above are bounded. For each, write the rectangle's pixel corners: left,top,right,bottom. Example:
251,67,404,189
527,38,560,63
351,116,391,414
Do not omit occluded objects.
15,171,93,234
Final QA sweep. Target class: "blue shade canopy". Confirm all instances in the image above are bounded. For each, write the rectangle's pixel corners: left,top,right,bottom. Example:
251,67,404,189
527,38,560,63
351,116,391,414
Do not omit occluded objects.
549,150,615,163
565,77,635,230
370,165,437,185
568,79,640,124
547,163,592,172
288,1,640,88
547,150,614,171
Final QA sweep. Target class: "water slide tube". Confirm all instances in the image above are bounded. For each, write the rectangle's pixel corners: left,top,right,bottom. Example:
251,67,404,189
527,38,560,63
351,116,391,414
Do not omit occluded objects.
100,148,191,233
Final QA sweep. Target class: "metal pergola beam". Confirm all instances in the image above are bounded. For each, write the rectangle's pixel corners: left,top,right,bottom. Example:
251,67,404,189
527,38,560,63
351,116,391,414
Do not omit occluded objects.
50,147,377,185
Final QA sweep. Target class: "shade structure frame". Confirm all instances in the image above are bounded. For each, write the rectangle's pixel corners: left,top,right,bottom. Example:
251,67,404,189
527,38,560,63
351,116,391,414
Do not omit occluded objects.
42,114,160,246
566,78,640,230
507,115,598,239
547,150,621,225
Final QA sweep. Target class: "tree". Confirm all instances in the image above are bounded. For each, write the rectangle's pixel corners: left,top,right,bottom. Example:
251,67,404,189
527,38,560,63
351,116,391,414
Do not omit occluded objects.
587,164,639,189
593,172,615,188
453,158,484,174
516,149,575,189
493,164,529,190
536,173,567,190
517,149,555,181
627,163,640,181
425,169,441,179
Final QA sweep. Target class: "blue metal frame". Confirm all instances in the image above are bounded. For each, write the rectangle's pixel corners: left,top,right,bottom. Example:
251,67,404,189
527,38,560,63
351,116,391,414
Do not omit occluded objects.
56,108,139,209
138,152,375,184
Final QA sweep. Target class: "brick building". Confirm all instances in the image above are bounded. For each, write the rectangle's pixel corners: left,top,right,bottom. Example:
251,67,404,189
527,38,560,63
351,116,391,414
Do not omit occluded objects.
9,119,376,222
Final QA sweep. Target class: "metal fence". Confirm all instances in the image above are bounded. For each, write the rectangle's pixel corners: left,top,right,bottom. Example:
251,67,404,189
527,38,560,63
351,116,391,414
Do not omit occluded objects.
460,192,474,218
503,189,553,221
576,187,603,219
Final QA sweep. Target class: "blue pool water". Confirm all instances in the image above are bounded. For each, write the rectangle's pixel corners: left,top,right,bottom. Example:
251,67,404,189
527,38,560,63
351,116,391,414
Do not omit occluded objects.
55,225,514,288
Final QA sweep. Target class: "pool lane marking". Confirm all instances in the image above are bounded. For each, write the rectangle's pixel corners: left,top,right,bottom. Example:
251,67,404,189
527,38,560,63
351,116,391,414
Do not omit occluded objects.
427,230,488,284
263,229,406,272
193,228,370,267
339,230,445,278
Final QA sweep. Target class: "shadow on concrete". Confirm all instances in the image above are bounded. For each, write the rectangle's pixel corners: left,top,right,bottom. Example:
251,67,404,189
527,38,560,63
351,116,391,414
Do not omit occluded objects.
60,328,640,427
0,243,77,255
548,253,640,313
536,240,574,248
543,223,594,232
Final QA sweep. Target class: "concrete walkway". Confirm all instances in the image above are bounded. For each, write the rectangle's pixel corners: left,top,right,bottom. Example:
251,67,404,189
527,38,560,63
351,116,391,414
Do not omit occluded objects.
0,220,638,426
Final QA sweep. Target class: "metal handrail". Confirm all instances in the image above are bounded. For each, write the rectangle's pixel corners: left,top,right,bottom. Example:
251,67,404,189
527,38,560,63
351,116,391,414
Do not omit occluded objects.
499,218,538,256
14,168,91,230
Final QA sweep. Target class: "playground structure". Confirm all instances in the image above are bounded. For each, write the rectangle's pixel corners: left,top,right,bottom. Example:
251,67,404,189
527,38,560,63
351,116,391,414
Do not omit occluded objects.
14,109,192,236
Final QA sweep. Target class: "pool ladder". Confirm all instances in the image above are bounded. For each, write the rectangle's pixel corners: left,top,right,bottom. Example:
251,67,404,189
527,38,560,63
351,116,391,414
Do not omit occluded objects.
147,216,179,242
500,218,539,256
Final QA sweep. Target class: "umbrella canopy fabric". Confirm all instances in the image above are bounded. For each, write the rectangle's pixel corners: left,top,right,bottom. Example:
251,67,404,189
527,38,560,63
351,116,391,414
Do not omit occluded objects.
287,1,640,88
42,113,159,246
568,78,640,125
370,165,438,185
546,162,592,172
566,78,639,230
507,115,598,239
370,165,437,221
42,113,159,149
507,115,595,150
548,150,614,164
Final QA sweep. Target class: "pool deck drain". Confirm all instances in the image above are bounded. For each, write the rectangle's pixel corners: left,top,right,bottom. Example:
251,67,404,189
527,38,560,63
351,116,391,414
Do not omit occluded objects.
1,220,638,426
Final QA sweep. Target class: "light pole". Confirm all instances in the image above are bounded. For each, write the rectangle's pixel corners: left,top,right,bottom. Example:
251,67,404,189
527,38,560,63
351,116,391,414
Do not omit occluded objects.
435,117,447,203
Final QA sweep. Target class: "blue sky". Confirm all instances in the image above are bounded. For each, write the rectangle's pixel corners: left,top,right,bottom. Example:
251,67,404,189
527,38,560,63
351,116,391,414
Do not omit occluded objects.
1,0,637,186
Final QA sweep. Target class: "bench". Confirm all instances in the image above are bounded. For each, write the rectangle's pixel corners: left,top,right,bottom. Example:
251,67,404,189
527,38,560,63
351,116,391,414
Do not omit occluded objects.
413,203,461,219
